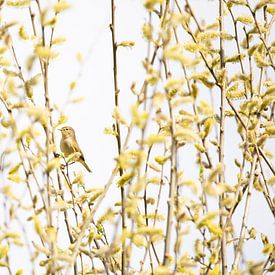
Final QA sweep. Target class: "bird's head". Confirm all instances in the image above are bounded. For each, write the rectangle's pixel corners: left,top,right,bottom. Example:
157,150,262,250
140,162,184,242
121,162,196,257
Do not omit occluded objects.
59,126,75,138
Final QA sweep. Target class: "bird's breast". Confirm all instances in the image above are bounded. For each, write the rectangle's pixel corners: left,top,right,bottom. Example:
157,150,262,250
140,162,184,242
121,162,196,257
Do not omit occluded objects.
60,138,74,156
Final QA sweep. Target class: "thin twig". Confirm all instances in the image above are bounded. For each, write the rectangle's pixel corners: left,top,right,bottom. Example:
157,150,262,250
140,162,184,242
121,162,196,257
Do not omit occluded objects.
110,0,126,273
219,0,228,273
232,154,258,270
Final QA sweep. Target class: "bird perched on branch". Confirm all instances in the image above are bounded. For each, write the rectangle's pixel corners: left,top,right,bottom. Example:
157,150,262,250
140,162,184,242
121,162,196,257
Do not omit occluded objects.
59,126,92,172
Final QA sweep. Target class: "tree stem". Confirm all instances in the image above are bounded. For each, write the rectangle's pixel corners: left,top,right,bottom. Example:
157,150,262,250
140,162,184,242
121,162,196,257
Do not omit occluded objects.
219,0,228,274
110,1,126,273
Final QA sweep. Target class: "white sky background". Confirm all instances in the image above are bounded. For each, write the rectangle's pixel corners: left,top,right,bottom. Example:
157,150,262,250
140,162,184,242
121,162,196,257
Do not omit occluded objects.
1,0,274,273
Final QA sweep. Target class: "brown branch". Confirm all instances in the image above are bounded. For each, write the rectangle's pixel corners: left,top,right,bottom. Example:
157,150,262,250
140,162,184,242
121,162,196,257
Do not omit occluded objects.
259,148,275,176
110,0,126,273
232,154,258,270
246,1,275,70
219,0,228,274
162,7,178,269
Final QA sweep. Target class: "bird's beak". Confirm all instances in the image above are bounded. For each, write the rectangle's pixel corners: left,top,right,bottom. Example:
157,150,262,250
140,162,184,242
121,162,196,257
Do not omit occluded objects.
58,129,62,131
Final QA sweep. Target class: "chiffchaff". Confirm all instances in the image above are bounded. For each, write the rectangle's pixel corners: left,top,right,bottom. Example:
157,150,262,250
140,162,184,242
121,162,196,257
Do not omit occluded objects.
59,126,92,173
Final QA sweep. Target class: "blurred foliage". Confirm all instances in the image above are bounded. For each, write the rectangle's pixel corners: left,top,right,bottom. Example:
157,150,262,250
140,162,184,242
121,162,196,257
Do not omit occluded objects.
0,0,274,274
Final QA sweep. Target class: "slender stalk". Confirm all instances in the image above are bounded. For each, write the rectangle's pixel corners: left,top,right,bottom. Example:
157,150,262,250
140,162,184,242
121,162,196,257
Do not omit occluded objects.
259,148,275,176
225,1,248,97
255,147,275,217
110,1,126,273
161,2,178,265
246,1,274,70
219,1,228,274
232,154,257,270
163,98,177,267
35,2,59,273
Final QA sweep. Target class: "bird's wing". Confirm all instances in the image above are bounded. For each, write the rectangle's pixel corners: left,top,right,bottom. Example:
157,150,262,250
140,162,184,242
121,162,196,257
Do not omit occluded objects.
71,140,86,161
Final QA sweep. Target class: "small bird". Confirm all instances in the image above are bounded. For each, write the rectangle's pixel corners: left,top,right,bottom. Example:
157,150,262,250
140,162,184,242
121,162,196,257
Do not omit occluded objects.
59,126,92,172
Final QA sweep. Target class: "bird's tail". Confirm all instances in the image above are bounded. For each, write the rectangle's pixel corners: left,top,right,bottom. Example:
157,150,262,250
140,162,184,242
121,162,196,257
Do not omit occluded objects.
79,159,92,173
